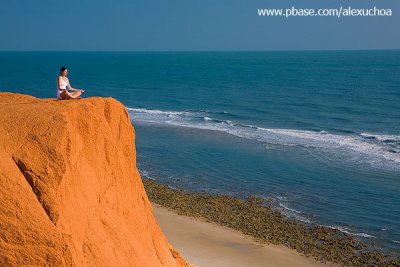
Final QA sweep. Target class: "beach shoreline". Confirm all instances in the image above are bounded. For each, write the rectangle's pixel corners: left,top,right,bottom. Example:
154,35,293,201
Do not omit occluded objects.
143,178,400,267
152,203,332,267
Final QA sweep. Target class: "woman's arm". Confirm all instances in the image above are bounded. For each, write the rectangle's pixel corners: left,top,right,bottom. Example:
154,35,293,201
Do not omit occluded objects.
57,77,62,90
66,78,79,91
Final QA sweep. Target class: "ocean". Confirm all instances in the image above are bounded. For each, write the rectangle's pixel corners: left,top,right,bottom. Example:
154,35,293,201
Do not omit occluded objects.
1,51,399,254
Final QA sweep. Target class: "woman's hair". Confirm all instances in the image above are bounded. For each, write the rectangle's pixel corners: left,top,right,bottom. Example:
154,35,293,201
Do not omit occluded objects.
60,66,67,75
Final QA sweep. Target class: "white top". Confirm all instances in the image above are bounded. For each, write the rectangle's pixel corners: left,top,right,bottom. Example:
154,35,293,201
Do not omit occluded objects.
57,76,69,99
59,77,68,89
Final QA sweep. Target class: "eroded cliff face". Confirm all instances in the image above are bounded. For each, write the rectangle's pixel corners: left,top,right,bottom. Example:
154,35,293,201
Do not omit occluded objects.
0,93,189,267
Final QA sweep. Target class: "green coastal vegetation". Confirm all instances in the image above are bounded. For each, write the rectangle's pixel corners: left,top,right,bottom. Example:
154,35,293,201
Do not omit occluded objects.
143,178,400,267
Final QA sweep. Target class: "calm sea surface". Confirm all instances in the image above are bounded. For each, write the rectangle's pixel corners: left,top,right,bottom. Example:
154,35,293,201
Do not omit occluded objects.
1,51,399,253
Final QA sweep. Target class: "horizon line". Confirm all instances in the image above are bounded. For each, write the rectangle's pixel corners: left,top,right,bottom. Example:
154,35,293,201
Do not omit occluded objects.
0,48,399,53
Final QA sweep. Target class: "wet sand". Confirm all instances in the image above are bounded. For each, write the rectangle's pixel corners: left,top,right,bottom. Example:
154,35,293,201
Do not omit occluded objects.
153,203,332,267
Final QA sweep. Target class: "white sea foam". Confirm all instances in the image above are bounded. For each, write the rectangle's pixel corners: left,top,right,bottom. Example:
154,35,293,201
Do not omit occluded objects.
127,108,179,115
278,204,311,223
352,232,376,238
326,226,376,238
127,107,400,170
279,202,301,214
360,132,400,142
270,195,312,224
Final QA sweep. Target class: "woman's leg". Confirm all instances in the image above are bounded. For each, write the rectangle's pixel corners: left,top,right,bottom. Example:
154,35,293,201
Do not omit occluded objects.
60,90,82,99
60,90,71,100
69,91,82,99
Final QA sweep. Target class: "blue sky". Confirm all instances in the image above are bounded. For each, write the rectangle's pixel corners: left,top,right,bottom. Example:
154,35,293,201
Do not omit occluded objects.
0,0,399,51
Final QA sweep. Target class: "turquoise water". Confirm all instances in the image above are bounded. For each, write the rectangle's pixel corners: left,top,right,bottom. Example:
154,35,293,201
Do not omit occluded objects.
1,51,399,253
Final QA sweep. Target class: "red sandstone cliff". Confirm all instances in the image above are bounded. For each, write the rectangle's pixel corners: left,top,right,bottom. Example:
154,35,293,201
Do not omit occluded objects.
0,92,190,267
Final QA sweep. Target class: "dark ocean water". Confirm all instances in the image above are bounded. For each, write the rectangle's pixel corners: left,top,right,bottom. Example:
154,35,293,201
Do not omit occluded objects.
1,51,399,253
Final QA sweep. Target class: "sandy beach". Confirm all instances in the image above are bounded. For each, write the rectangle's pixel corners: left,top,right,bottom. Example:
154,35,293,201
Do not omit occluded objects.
152,203,332,267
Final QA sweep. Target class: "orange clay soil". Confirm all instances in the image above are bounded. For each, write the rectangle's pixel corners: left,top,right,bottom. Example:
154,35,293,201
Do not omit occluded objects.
0,92,191,267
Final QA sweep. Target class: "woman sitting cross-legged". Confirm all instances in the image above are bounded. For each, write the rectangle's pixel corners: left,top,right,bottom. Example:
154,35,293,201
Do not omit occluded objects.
57,66,85,100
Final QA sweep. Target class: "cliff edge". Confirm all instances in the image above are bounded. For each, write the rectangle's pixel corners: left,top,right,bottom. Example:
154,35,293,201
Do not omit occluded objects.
0,92,190,267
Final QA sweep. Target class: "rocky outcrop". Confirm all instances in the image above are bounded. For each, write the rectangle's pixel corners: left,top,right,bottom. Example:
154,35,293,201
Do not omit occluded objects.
0,92,190,267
